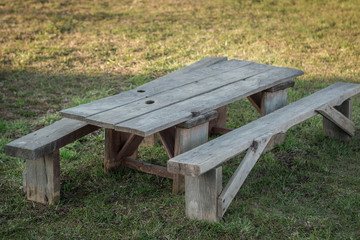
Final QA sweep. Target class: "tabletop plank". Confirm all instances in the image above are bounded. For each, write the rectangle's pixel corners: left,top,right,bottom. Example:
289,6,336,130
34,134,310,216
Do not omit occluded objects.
85,62,273,128
114,67,304,136
60,57,252,120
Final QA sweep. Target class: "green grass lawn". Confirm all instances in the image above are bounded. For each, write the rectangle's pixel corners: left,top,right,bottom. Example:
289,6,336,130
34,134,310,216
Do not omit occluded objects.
1,0,360,239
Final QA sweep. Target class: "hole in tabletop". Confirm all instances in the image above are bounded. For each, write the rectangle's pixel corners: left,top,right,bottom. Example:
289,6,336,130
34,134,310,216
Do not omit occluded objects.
137,90,145,93
146,100,155,104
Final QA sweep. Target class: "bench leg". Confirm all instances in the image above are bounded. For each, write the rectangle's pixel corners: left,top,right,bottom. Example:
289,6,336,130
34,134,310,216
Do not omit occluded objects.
24,150,60,204
104,129,142,173
323,98,353,141
185,167,222,222
173,122,209,194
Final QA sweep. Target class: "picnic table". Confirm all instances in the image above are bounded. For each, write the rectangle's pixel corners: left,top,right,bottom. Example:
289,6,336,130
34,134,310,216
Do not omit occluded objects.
60,57,303,191
6,57,306,216
8,57,360,222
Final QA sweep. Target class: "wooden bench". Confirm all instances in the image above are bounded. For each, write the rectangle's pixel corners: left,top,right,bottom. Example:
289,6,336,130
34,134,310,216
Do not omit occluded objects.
5,119,98,204
168,82,360,222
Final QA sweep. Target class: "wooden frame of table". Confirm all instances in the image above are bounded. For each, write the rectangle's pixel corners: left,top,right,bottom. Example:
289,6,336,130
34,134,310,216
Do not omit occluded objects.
60,57,303,195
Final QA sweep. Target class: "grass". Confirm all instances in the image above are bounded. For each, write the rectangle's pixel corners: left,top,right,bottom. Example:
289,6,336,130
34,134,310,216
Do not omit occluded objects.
1,0,360,239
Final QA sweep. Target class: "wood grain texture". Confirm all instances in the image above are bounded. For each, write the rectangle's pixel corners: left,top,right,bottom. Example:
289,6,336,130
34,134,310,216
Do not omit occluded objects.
211,127,233,135
321,99,354,141
177,110,218,129
116,67,304,136
5,118,99,160
168,82,360,176
209,106,228,135
104,130,140,173
25,151,60,204
218,134,272,217
85,62,272,129
158,127,176,158
122,158,173,179
140,134,158,147
60,57,253,120
173,122,209,194
185,167,222,222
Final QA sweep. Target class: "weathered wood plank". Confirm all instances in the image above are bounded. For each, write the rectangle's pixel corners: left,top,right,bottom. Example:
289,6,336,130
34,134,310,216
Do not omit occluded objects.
25,151,60,204
177,110,218,129
122,158,173,179
158,127,176,158
116,67,304,136
317,102,355,137
167,82,360,176
173,122,209,194
322,99,353,141
60,58,253,120
185,167,222,222
209,106,228,135
5,119,99,160
211,127,233,135
85,62,273,129
116,134,144,162
140,134,158,147
218,134,272,217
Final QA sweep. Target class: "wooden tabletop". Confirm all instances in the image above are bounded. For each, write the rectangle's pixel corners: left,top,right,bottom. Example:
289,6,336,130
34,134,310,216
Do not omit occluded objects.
60,57,304,137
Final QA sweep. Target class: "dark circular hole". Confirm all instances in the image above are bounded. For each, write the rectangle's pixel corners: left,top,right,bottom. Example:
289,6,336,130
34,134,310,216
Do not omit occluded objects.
137,90,145,93
145,100,155,104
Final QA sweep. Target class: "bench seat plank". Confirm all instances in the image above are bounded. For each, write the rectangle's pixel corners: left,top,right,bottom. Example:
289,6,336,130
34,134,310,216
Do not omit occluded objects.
168,82,360,176
5,119,99,160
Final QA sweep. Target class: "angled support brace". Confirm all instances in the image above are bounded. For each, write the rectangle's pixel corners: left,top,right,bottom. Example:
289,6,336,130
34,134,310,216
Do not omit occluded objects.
317,103,355,137
218,133,274,217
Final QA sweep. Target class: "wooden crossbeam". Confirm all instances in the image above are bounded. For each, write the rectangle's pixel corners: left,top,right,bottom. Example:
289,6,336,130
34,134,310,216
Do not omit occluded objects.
123,158,173,179
316,104,355,137
116,134,144,161
211,126,233,135
217,134,273,217
158,127,176,158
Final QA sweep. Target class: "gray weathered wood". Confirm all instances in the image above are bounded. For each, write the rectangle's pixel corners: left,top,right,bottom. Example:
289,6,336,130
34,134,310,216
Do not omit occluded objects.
168,82,360,176
266,80,294,92
173,122,209,194
5,118,99,160
60,58,253,120
218,134,272,217
322,99,354,141
185,167,222,222
317,103,355,137
158,127,176,158
261,89,288,115
211,127,233,135
248,89,288,116
85,62,272,129
140,134,158,147
177,110,218,129
209,106,228,135
115,67,304,136
25,151,60,204
104,130,140,173
122,158,173,179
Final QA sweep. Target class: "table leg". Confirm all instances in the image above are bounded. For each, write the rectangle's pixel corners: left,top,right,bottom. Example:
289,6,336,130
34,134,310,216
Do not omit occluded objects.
248,84,292,151
209,106,228,135
173,122,209,194
104,129,143,174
